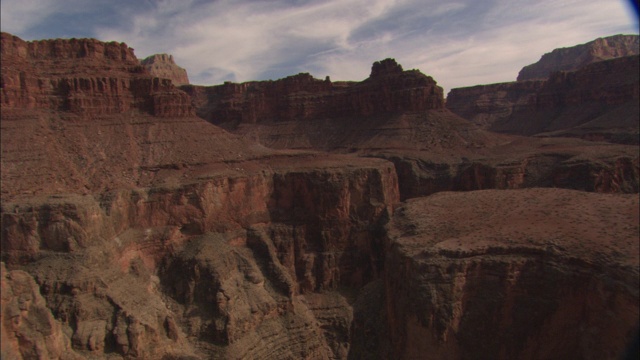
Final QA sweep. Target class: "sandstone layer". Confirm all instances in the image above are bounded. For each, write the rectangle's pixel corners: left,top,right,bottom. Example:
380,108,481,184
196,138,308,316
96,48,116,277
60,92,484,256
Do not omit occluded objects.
181,56,639,200
517,34,639,81
383,188,639,360
447,55,639,144
1,33,639,360
141,53,190,86
183,58,444,129
1,33,401,359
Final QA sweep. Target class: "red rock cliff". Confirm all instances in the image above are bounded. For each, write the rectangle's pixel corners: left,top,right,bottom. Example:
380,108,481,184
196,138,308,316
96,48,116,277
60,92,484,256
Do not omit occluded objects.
0,32,192,117
183,58,444,126
447,55,639,143
384,189,639,360
517,34,639,81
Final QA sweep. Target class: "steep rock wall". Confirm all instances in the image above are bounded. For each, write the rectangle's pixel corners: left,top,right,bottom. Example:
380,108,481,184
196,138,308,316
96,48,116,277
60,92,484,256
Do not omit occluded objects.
447,55,639,143
183,58,444,127
384,189,639,360
517,34,639,81
0,33,192,117
1,158,399,359
377,148,639,200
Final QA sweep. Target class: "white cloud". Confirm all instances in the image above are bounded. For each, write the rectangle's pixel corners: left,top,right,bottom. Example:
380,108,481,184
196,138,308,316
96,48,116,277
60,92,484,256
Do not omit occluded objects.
2,0,637,92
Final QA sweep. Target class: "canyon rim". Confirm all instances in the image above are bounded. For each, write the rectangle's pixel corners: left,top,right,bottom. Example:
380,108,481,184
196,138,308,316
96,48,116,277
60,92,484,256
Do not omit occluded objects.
1,32,639,359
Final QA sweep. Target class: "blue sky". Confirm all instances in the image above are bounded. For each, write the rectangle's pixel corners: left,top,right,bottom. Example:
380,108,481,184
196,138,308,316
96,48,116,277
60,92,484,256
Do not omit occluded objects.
1,0,638,93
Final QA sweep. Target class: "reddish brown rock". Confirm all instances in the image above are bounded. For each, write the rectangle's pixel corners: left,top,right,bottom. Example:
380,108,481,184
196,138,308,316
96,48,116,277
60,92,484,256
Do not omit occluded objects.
375,137,639,200
2,31,639,360
1,262,82,360
447,55,639,143
517,34,639,81
384,189,639,360
0,32,192,117
141,54,189,86
183,58,444,128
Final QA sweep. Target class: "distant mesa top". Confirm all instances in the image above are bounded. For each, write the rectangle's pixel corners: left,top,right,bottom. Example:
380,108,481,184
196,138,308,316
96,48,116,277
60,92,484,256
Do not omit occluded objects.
517,34,639,81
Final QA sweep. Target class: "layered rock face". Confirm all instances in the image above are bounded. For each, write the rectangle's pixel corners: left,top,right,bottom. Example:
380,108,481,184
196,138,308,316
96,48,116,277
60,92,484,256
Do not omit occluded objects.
383,189,639,360
1,33,402,359
447,54,639,143
517,34,639,81
376,138,640,200
1,156,398,359
0,32,192,117
183,56,638,200
183,58,444,128
1,32,638,360
141,53,189,86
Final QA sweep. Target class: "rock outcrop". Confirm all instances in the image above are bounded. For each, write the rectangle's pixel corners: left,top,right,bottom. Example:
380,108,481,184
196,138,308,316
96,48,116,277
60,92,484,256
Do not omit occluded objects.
1,262,82,359
1,33,402,359
447,54,639,144
1,156,399,359
0,32,192,117
141,54,189,86
183,58,444,128
383,188,639,360
517,34,639,81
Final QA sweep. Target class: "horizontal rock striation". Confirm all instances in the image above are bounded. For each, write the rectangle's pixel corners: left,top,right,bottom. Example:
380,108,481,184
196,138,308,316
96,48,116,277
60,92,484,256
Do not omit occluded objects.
2,31,639,360
1,156,399,359
447,55,639,143
517,34,639,81
183,58,444,127
0,33,192,117
377,141,640,200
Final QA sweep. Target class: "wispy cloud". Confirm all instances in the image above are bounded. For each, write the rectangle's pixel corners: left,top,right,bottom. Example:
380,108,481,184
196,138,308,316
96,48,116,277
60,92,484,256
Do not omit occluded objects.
1,0,637,93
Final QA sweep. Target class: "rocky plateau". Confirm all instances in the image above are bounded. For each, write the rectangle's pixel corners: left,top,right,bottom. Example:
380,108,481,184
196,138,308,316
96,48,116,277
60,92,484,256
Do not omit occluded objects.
1,32,638,360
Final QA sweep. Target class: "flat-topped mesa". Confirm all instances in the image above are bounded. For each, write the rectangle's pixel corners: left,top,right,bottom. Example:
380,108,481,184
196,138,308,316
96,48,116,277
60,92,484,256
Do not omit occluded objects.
517,34,639,81
141,53,190,86
0,32,192,117
185,58,445,126
0,32,138,63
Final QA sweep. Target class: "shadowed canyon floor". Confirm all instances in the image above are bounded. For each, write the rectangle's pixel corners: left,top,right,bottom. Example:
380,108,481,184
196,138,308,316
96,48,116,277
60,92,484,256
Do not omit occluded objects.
1,32,639,359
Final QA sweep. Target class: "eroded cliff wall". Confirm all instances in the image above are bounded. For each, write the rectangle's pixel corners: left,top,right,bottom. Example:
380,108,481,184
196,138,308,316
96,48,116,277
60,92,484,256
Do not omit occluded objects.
517,34,639,81
183,58,444,127
447,54,639,144
1,33,638,360
383,189,639,360
0,32,192,117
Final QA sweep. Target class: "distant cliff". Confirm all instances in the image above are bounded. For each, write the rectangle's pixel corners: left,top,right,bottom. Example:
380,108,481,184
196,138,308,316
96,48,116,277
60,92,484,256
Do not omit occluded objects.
183,58,445,126
0,32,192,117
517,34,639,81
447,54,639,143
141,53,189,86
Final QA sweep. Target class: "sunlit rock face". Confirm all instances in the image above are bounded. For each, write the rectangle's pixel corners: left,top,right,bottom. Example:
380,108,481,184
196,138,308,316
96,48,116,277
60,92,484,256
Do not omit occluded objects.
141,53,190,86
1,32,638,360
517,34,639,81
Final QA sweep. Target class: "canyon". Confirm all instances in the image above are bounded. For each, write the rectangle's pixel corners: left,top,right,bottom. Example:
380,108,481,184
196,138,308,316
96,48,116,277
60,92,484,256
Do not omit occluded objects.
1,32,638,360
